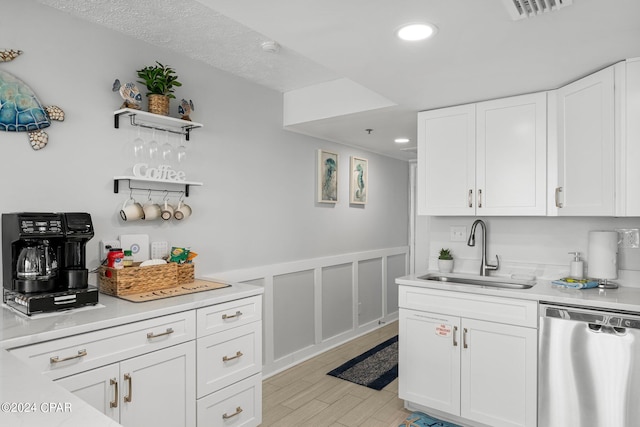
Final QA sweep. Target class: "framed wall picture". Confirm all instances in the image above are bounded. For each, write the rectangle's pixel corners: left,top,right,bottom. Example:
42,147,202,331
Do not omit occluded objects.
349,156,368,205
317,149,338,203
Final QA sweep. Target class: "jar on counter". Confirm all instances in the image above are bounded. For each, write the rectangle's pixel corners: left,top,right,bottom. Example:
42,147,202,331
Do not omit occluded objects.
123,250,134,267
107,248,125,269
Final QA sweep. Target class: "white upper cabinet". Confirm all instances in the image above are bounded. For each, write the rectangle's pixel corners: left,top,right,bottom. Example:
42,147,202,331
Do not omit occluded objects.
418,104,475,216
418,93,547,216
551,58,640,217
615,58,640,216
552,66,615,216
476,93,547,216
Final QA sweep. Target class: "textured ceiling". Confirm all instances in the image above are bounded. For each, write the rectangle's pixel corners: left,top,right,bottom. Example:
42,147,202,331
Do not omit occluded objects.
36,0,640,161
36,0,338,93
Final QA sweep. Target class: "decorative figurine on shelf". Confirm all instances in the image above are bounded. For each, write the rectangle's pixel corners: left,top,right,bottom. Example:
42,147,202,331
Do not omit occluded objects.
178,99,194,121
112,79,142,110
0,49,65,150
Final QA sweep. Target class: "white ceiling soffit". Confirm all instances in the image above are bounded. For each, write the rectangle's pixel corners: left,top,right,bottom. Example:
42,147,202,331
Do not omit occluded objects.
502,0,573,20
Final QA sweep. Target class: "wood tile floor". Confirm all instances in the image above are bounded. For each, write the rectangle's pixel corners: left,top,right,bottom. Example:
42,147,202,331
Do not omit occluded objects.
261,321,411,426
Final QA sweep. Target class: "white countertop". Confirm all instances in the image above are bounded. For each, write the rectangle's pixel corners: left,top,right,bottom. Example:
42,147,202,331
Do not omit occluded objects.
397,272,640,312
0,280,263,427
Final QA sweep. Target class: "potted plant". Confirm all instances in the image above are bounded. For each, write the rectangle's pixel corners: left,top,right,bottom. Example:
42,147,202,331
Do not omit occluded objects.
136,61,182,116
438,248,454,273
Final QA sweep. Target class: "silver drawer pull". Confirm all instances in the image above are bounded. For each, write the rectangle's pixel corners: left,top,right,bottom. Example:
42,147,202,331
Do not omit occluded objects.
110,378,118,408
222,406,243,420
222,351,244,362
222,311,242,320
124,373,133,403
50,349,87,364
147,327,174,339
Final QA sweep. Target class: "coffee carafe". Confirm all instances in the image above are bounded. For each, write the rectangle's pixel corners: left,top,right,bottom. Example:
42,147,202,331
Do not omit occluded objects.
16,240,58,291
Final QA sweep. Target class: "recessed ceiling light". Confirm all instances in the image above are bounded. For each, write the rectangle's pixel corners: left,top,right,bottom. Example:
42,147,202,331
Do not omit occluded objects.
396,23,437,41
394,138,410,144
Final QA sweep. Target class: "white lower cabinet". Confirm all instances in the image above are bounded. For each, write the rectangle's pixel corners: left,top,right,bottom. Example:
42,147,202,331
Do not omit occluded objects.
399,286,537,427
196,295,263,427
56,341,196,427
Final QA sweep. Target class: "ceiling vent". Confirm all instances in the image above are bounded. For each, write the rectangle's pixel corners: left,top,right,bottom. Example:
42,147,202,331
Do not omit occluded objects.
502,0,573,20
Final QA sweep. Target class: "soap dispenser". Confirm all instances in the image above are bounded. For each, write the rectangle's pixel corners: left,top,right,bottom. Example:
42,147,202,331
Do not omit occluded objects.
568,251,584,279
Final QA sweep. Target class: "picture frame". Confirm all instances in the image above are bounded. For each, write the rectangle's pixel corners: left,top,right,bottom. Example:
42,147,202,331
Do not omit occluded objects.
317,149,338,203
349,156,368,205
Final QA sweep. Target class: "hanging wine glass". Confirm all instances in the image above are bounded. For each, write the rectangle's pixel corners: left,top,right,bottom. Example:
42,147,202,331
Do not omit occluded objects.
176,134,187,165
124,126,145,163
145,129,159,166
160,130,174,166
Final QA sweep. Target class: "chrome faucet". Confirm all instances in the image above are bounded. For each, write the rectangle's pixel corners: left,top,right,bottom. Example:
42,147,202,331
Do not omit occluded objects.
467,219,499,276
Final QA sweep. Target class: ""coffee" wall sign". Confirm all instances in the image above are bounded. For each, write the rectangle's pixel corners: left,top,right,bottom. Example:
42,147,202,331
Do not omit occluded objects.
132,163,187,182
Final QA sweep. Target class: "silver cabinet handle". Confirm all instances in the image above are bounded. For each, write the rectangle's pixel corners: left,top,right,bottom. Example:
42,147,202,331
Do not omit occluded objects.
453,325,458,347
555,187,563,208
478,189,483,208
222,311,242,320
468,189,473,208
222,406,243,420
147,327,174,339
223,351,244,362
50,349,87,364
463,328,468,349
124,373,132,403
110,378,118,408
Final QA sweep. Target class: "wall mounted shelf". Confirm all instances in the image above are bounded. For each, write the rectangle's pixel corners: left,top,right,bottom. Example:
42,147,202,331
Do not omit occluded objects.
114,176,203,197
113,108,203,141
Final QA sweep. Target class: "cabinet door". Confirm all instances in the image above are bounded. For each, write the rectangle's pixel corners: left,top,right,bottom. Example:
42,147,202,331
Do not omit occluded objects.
119,341,196,427
476,93,547,215
461,319,537,427
55,363,120,423
556,66,615,215
399,309,461,415
418,104,476,215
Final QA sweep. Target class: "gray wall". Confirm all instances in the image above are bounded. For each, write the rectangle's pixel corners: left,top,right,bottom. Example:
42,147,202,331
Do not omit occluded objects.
0,1,409,280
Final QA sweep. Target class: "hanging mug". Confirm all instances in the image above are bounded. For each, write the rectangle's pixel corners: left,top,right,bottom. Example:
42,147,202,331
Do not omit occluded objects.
161,200,175,221
120,198,144,221
143,200,162,221
174,201,192,220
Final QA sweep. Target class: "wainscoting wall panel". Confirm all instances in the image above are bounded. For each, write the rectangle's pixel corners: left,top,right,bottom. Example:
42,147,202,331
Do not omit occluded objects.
203,246,409,376
321,263,353,341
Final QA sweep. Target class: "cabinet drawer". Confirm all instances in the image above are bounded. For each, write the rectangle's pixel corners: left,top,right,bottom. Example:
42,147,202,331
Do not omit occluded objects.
197,321,261,398
399,286,537,328
9,311,195,380
197,295,262,338
197,373,262,427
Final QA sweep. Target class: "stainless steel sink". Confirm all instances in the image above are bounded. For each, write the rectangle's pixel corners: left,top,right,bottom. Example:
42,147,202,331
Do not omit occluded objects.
417,273,535,290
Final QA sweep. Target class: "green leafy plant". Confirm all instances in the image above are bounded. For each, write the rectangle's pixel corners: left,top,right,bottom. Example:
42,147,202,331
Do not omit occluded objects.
136,61,182,99
438,248,453,260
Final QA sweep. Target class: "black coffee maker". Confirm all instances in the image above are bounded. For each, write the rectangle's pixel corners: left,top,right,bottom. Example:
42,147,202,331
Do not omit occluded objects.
2,212,99,315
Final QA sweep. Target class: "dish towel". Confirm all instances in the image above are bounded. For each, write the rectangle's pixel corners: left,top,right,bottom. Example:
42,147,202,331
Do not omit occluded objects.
552,277,599,289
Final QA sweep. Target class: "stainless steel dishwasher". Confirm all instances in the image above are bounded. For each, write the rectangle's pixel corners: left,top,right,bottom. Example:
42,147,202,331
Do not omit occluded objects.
539,303,640,427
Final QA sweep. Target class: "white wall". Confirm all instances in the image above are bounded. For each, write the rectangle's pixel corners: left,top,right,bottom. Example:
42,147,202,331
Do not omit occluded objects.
0,1,409,281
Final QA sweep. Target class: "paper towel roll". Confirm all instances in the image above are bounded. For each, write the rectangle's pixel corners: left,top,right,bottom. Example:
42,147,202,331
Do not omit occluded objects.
588,231,618,280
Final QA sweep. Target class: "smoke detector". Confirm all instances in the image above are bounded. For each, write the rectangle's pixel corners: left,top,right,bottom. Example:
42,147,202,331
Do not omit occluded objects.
502,0,573,20
261,41,280,53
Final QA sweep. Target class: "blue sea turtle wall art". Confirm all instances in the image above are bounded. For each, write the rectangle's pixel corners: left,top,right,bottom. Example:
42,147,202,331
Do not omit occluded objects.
0,49,65,150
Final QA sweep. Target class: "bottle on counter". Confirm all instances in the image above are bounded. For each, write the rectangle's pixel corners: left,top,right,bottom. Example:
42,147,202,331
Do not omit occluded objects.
568,251,584,279
123,250,134,267
107,248,125,269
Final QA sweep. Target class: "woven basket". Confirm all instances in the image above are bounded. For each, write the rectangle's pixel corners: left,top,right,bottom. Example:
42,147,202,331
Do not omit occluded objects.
147,94,170,116
99,262,178,296
177,263,195,285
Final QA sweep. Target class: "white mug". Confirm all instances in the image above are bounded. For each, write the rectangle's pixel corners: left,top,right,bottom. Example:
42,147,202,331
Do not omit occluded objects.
120,198,144,221
161,200,175,221
143,201,162,221
174,201,192,220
